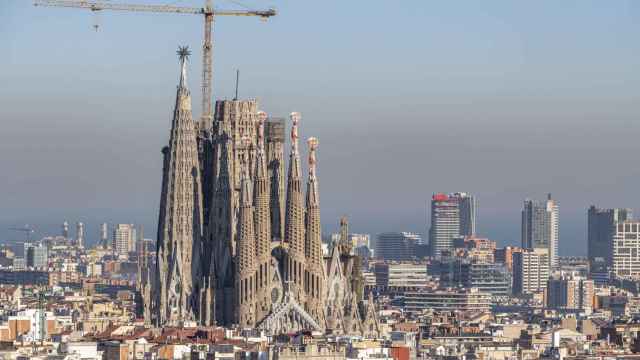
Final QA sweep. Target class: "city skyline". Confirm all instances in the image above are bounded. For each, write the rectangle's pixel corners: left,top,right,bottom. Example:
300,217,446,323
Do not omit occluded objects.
3,1,640,255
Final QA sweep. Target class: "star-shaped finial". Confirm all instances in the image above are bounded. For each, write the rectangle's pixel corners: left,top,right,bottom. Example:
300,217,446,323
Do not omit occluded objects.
177,45,191,62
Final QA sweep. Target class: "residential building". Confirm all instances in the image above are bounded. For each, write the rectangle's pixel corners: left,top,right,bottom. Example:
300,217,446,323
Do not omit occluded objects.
373,262,429,291
404,287,491,312
546,273,594,314
441,260,511,296
495,246,523,273
522,194,559,269
113,224,134,256
612,221,640,279
513,248,550,295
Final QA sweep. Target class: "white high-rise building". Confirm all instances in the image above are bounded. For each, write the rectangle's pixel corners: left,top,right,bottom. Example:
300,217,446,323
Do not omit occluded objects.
62,221,69,239
76,222,85,248
612,221,640,279
522,194,559,269
513,248,550,295
100,223,108,248
113,224,134,256
429,193,460,257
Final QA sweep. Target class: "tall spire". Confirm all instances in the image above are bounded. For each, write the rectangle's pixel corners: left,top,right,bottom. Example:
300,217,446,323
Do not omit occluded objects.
154,46,203,326
284,112,306,302
236,136,257,326
206,122,235,326
177,46,190,89
254,111,272,320
305,137,325,326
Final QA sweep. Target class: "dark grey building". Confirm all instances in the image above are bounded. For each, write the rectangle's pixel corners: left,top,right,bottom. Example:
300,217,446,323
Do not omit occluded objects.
588,206,632,268
375,232,423,261
521,194,559,269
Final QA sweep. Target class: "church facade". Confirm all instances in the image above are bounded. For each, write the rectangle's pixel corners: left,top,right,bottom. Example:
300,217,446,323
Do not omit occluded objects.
147,49,378,336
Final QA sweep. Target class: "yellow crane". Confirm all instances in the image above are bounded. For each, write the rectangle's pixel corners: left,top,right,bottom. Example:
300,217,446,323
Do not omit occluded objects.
34,0,276,128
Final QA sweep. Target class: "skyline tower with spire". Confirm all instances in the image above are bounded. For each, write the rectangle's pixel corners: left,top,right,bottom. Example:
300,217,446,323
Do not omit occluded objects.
153,46,204,326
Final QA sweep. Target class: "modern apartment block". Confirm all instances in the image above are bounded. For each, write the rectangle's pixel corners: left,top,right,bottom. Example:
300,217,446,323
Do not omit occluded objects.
546,273,594,314
522,194,559,269
404,287,491,313
494,246,523,273
588,206,632,268
112,224,135,256
373,262,429,292
512,248,550,295
441,260,512,296
612,221,640,279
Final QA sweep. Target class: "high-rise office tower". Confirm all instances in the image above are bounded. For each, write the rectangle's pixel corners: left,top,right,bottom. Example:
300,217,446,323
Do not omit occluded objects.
100,223,108,248
376,232,423,261
521,194,559,269
76,222,85,248
456,193,477,236
429,193,460,257
154,48,204,326
612,221,640,279
588,206,632,268
62,221,69,239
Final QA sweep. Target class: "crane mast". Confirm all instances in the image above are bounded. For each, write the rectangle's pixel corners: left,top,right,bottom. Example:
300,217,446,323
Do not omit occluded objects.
34,0,276,130
201,1,213,130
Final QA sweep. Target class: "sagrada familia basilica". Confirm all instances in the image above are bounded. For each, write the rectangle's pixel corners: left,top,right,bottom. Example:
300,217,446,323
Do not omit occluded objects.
139,47,379,336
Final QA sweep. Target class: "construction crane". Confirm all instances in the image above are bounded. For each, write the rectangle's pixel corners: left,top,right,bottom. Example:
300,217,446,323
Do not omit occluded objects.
8,225,36,243
33,0,276,130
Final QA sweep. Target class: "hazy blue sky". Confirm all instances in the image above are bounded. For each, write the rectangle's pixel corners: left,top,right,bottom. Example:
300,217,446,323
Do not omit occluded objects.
2,1,640,254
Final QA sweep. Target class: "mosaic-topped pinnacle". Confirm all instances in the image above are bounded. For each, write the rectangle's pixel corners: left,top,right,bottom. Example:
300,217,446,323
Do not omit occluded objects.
290,112,300,152
307,137,318,177
257,111,267,150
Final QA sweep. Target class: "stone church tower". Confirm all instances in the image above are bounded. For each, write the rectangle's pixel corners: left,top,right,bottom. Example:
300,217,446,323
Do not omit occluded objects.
150,49,378,333
154,47,204,326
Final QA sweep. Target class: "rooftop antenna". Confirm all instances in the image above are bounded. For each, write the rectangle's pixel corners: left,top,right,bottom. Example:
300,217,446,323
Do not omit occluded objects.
234,69,240,100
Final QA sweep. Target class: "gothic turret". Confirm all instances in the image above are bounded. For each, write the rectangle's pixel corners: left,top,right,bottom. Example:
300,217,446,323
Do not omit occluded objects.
284,112,306,303
207,122,236,326
155,46,204,326
304,137,326,326
236,142,257,326
254,112,272,320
